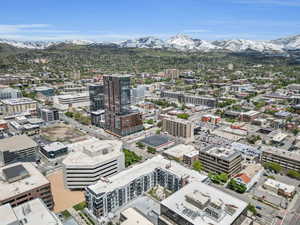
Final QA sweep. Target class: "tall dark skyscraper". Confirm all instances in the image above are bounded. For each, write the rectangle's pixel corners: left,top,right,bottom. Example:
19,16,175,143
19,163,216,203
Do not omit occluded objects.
103,74,143,136
89,83,104,111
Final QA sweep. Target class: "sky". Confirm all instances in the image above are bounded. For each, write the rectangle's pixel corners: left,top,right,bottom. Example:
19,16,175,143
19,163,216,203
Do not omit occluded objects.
0,0,299,41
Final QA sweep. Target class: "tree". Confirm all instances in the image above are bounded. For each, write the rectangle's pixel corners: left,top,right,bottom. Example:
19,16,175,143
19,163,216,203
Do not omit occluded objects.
156,129,161,134
228,179,246,193
136,142,145,149
263,162,282,173
192,160,203,172
147,146,156,154
219,173,229,183
177,113,189,120
247,204,257,215
287,170,300,180
123,149,142,167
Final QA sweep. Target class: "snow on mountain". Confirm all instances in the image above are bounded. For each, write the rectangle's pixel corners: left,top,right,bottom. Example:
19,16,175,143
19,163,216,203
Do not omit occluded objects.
0,39,55,49
213,39,284,52
166,34,218,51
1,34,300,53
119,36,167,49
271,35,300,50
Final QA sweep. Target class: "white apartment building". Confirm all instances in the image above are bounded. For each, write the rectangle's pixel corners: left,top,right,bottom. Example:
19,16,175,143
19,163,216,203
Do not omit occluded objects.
62,138,125,190
53,92,90,110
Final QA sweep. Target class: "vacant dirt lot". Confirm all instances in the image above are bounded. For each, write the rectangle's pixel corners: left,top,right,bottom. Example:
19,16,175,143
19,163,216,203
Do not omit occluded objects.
41,122,86,143
47,169,85,212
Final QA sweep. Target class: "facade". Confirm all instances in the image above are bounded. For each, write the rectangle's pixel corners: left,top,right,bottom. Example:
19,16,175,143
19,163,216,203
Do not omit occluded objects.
85,155,207,219
1,98,38,115
163,144,196,161
199,147,242,177
161,91,217,107
89,83,104,111
0,135,38,167
162,115,194,142
159,181,247,225
131,85,147,104
91,109,105,127
183,150,199,166
0,163,53,209
53,92,90,110
40,142,68,159
34,86,54,97
38,107,59,122
62,138,125,190
261,147,300,172
104,74,143,136
0,87,22,100
1,198,62,225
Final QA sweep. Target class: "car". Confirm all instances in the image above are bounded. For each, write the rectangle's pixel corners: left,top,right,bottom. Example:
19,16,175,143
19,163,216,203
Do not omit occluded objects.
255,206,262,210
256,213,262,218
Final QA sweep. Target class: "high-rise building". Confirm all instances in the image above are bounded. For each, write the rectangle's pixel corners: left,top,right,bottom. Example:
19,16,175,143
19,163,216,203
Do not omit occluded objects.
89,83,104,111
103,74,143,136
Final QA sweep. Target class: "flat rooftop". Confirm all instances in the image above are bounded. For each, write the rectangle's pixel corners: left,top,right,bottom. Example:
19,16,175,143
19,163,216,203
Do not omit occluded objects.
42,142,67,152
1,198,63,225
0,163,50,201
264,179,295,193
0,135,38,152
121,207,154,225
201,147,241,161
63,138,123,166
140,135,173,148
161,181,247,225
163,144,195,158
88,155,207,194
1,98,37,105
261,146,300,161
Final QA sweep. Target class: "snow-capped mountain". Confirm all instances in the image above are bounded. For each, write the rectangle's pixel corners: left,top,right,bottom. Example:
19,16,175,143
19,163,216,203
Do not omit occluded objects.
212,39,284,52
0,39,55,49
166,34,218,51
119,36,166,49
1,34,300,53
271,35,300,50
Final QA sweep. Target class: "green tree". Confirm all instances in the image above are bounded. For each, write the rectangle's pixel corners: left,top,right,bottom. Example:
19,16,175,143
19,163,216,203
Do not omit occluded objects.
192,160,203,172
287,170,300,180
136,142,145,149
263,162,282,173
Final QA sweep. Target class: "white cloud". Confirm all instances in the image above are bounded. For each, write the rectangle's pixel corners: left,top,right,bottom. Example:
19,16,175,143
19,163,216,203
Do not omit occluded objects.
0,24,50,33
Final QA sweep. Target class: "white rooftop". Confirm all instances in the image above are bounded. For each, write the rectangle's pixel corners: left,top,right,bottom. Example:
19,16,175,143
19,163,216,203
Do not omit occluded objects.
63,138,123,166
43,142,66,152
1,97,37,105
121,208,154,225
0,163,49,201
1,198,63,225
264,179,296,193
161,181,247,225
163,144,195,158
0,135,38,152
88,155,207,194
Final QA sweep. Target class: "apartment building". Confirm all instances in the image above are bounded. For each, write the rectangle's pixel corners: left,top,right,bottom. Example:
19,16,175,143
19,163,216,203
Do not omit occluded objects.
85,155,207,219
38,107,59,122
199,147,242,177
159,181,247,225
0,163,53,209
40,142,68,159
62,138,125,190
261,147,300,172
1,198,63,225
160,90,218,107
0,135,39,167
162,115,194,142
104,74,143,136
53,92,90,110
1,98,38,115
89,83,104,111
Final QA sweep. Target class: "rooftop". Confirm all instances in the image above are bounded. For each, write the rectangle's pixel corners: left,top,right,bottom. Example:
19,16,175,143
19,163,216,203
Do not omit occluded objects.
0,135,38,152
163,144,195,158
1,198,63,225
120,207,154,225
63,138,123,166
161,181,247,225
0,163,50,201
261,146,300,161
1,98,37,105
140,135,173,148
202,147,241,161
264,179,295,193
42,142,67,153
88,155,207,194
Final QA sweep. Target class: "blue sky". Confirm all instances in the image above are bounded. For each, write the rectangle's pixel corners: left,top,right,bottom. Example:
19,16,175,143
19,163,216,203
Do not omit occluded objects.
0,0,299,41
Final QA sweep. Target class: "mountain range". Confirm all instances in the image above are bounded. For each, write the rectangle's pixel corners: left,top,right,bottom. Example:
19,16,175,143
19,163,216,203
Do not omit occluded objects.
0,34,299,53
